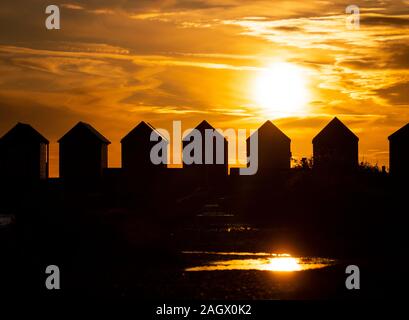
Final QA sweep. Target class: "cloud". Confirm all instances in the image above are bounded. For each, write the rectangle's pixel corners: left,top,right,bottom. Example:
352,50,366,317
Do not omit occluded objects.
376,82,409,105
61,4,85,11
360,15,409,26
1,0,409,171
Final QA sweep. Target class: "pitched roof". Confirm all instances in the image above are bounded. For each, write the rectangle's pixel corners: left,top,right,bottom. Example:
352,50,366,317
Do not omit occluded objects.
183,120,226,141
312,117,358,144
121,121,168,143
247,120,291,142
0,122,49,145
58,121,110,144
388,123,409,141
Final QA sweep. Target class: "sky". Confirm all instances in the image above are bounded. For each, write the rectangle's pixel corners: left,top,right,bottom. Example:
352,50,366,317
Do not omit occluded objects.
0,0,408,176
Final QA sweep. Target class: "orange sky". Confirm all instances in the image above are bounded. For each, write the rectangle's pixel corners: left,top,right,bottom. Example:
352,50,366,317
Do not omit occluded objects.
1,0,408,177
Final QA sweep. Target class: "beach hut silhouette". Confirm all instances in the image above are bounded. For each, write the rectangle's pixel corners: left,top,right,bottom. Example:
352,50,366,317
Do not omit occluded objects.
182,120,228,186
58,121,110,184
246,120,291,175
0,122,49,182
121,121,168,175
313,117,359,172
388,123,409,178
120,121,169,197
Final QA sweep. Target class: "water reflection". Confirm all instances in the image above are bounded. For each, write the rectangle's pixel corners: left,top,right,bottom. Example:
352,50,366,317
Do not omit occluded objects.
267,257,301,271
184,251,335,272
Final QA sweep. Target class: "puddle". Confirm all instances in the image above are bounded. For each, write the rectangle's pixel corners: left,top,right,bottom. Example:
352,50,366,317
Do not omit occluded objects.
183,251,335,272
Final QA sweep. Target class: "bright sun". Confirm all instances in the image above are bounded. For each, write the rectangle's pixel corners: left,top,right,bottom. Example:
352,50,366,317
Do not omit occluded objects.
254,62,309,117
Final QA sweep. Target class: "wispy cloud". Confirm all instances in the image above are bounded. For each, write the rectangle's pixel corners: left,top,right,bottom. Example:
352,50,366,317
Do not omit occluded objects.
0,0,409,174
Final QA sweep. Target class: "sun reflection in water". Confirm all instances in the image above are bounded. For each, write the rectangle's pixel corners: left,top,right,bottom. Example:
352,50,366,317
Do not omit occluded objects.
266,257,302,272
184,252,334,272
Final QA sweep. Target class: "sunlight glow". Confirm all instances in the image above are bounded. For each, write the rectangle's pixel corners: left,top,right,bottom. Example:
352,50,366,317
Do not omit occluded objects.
253,62,309,117
266,257,302,272
184,252,335,272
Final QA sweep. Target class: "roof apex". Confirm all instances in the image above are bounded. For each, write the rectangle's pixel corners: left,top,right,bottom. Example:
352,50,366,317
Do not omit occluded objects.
194,120,214,131
312,117,359,144
247,120,291,142
183,120,226,141
388,123,409,141
121,121,168,143
58,121,110,144
0,122,49,144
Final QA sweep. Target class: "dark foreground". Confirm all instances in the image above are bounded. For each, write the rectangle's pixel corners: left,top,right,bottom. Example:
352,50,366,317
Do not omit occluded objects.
0,171,408,300
0,211,406,300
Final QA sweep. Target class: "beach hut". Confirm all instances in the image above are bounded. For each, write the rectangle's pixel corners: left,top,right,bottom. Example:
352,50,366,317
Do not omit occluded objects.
0,122,49,182
313,117,359,171
246,120,291,174
121,121,168,176
58,122,110,182
388,123,409,177
183,120,228,185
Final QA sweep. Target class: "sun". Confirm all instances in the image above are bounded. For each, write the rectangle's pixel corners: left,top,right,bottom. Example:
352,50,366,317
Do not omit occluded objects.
253,62,309,117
